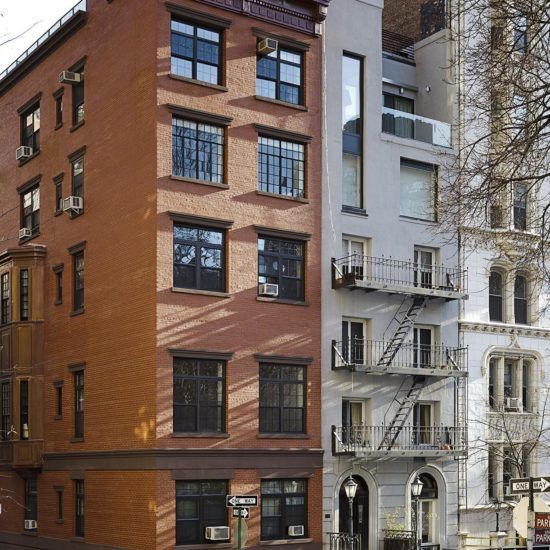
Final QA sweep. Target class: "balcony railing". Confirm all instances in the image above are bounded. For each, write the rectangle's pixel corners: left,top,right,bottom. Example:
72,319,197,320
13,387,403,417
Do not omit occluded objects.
332,425,466,457
382,107,451,148
332,255,467,299
328,533,362,550
0,0,87,81
384,530,415,550
332,339,467,376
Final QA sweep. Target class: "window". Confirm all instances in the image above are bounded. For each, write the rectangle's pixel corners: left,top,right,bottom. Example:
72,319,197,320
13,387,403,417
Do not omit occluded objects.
1,273,9,325
383,93,414,139
488,445,530,500
261,479,307,540
24,476,37,531
1,382,10,441
173,224,225,292
171,20,221,85
54,175,63,213
173,357,225,433
258,136,304,198
56,384,63,418
257,46,303,105
514,274,528,324
73,251,84,311
341,319,365,364
342,54,363,209
414,248,434,289
72,73,84,125
71,157,84,199
54,90,63,127
415,474,439,544
21,104,40,152
487,355,534,411
53,266,63,305
341,237,367,278
172,118,224,183
56,489,64,521
258,236,304,301
523,362,530,412
400,159,437,221
503,360,513,400
259,364,305,434
489,270,504,322
175,480,228,545
75,480,84,537
489,359,496,410
74,371,84,438
21,186,40,235
514,183,527,231
513,14,527,53
412,327,433,368
20,380,29,440
20,269,29,321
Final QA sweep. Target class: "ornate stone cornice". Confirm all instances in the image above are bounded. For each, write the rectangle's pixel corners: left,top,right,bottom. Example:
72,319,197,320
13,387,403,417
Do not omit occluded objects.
459,320,550,339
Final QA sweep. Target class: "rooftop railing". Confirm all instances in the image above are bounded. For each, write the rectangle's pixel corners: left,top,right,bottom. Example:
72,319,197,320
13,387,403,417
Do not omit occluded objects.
0,0,87,81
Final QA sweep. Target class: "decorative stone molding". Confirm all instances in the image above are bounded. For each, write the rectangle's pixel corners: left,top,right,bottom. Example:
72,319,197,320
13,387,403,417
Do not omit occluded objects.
459,321,550,339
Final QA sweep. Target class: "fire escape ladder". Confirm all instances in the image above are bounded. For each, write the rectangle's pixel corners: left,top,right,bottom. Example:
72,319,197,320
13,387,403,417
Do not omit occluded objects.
456,374,468,509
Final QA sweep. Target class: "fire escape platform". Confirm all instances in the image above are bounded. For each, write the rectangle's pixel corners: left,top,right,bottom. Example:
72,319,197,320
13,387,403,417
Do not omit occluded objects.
340,363,468,378
353,448,467,460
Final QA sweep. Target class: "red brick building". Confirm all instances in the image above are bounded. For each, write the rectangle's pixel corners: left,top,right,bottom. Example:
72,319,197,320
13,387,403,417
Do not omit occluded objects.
0,0,328,548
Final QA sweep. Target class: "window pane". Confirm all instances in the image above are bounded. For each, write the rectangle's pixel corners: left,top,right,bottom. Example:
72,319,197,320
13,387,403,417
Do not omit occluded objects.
342,55,361,134
400,163,435,220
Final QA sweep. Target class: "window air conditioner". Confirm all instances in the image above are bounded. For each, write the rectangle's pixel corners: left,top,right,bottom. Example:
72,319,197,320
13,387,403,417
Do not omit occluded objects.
59,71,82,84
19,228,32,239
205,526,230,541
16,146,33,160
63,196,84,214
505,397,520,411
258,283,279,297
288,525,305,537
24,519,37,530
257,38,278,55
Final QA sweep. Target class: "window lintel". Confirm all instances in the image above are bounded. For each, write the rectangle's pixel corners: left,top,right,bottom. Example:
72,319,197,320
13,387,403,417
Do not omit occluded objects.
68,146,87,163
169,348,233,361
253,225,311,241
168,104,232,126
17,175,41,196
169,212,233,229
166,2,231,28
254,354,313,365
254,123,312,144
68,241,87,255
17,92,42,115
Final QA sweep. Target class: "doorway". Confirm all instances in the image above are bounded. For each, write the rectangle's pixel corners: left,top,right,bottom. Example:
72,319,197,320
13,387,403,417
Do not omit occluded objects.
339,475,369,549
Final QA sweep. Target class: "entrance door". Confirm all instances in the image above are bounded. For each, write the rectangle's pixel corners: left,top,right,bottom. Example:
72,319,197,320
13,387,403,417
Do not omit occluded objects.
414,248,434,289
342,238,366,279
413,403,433,446
339,476,369,550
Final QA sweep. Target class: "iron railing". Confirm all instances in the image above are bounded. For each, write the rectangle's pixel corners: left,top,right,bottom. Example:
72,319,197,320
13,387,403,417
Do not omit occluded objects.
382,107,452,148
332,425,465,455
332,255,467,294
382,30,415,61
384,530,415,550
332,339,466,372
328,533,362,550
0,0,87,81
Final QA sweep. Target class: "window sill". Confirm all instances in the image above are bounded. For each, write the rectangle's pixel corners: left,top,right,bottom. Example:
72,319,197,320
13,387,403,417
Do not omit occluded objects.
70,120,85,133
54,415,63,421
255,95,308,112
257,433,309,439
70,437,84,443
399,215,438,225
55,519,64,525
172,287,230,299
175,544,232,550
341,206,367,217
259,539,313,546
257,297,308,307
169,73,228,92
170,175,229,189
172,432,230,439
55,122,63,131
18,150,40,167
71,537,85,543
19,232,41,245
256,190,309,204
70,308,85,317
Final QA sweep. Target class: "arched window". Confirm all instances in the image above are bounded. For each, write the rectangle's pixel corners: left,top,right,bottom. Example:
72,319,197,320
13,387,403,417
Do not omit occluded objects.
489,270,504,322
514,274,528,324
413,474,439,544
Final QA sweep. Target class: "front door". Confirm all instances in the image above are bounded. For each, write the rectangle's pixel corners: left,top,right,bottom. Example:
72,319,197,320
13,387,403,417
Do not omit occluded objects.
339,476,369,549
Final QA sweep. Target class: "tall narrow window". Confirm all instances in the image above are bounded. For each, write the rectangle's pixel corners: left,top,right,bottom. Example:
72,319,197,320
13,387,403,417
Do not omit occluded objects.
54,174,64,214
488,448,496,499
342,319,365,365
20,269,29,321
489,359,497,409
400,159,437,221
514,274,528,324
513,14,527,53
1,382,10,441
342,54,362,209
20,380,29,440
74,371,84,439
503,448,514,490
514,184,527,230
413,327,433,368
24,476,37,531
56,489,64,521
72,73,84,126
56,384,63,418
53,265,63,305
75,480,84,537
54,89,63,128
503,361,513,400
73,251,84,312
261,480,307,540
21,186,40,235
1,273,9,325
21,104,40,152
489,270,504,322
523,362,529,412
257,46,303,105
71,157,84,199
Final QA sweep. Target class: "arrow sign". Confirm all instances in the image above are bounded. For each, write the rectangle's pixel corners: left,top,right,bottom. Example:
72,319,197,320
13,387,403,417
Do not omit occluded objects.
232,507,250,519
510,478,550,495
226,495,258,507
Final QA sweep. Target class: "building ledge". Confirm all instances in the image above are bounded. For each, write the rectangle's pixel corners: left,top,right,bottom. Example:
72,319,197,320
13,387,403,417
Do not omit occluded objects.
459,321,550,339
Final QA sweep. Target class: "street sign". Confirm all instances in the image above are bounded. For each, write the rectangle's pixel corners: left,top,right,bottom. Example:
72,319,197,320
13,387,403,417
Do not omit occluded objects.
509,477,550,495
513,497,550,538
232,507,250,519
226,495,258,507
534,530,550,545
536,514,550,529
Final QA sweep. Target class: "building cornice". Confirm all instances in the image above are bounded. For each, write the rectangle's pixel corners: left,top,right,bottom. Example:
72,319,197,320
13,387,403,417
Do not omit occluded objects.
459,320,550,339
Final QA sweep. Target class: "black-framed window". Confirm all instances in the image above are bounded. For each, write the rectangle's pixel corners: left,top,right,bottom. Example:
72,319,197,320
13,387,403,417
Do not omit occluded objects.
514,183,527,231
73,73,84,126
171,19,221,85
1,273,9,325
21,104,40,151
20,380,29,440
514,274,528,324
258,136,305,198
55,94,63,127
503,361,513,399
173,357,225,433
1,382,10,441
400,159,437,221
54,266,63,305
261,479,307,540
259,364,305,434
73,252,84,312
24,476,37,530
74,371,84,438
75,479,84,537
56,489,64,521
21,186,40,234
257,46,303,105
55,178,63,213
489,359,496,410
489,270,504,322
172,117,224,183
258,236,305,301
56,385,63,417
72,157,84,198
523,361,530,412
20,269,29,321
173,224,225,292
176,480,228,545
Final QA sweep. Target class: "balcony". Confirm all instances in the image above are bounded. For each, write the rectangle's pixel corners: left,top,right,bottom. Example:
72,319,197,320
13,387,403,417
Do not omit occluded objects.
332,425,466,459
0,440,43,469
382,107,451,148
332,255,468,300
331,339,467,377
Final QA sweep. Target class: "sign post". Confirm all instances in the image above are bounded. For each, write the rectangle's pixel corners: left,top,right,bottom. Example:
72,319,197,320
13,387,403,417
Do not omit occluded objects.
227,495,257,550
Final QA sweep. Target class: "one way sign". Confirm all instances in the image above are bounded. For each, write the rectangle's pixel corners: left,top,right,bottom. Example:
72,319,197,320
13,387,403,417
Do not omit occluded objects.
509,477,550,495
226,495,258,507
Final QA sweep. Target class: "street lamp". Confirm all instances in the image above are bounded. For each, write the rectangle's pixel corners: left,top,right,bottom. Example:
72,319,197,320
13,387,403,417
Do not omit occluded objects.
344,476,358,548
493,498,503,532
411,476,424,550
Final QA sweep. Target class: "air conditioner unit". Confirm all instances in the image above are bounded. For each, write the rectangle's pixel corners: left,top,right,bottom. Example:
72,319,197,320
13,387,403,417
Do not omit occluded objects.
59,70,82,84
258,283,279,297
257,37,278,55
505,397,520,410
16,146,33,160
62,196,84,214
205,526,230,541
24,519,37,530
288,525,305,537
19,228,32,239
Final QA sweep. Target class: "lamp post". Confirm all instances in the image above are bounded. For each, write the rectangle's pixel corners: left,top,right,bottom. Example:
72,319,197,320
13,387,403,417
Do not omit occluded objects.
411,476,424,550
344,476,358,549
493,498,503,532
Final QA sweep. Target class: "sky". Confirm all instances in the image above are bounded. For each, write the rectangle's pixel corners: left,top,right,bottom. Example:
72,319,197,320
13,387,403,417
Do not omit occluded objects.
0,0,77,72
